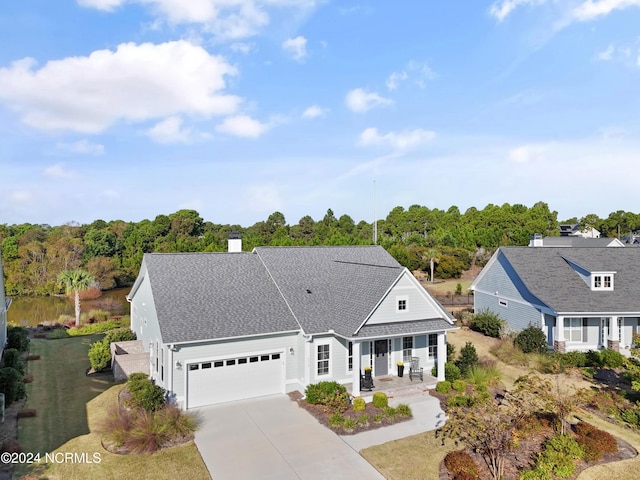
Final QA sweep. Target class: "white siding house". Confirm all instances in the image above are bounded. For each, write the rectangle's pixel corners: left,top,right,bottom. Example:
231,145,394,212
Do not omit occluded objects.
126,244,456,409
0,249,10,357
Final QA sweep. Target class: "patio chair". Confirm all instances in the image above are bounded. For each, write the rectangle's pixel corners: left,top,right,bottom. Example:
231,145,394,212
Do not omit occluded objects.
360,369,374,391
409,357,423,381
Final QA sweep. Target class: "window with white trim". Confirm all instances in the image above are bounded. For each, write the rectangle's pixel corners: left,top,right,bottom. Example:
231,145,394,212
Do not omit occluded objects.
564,317,584,342
428,334,438,359
591,273,614,291
347,341,353,372
402,336,413,364
317,344,330,376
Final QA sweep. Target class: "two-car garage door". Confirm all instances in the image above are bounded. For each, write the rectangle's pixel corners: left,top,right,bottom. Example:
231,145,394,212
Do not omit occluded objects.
186,351,284,408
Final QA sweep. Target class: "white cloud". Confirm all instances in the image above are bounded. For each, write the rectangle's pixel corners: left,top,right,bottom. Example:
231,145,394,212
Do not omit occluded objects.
43,163,77,179
507,144,548,163
386,71,407,90
56,139,105,155
489,0,548,21
230,42,255,54
345,88,393,113
573,0,640,22
301,105,328,118
146,116,205,144
243,184,284,213
0,41,239,134
216,115,269,138
596,44,615,61
8,190,34,205
358,127,435,150
78,0,319,40
282,36,307,61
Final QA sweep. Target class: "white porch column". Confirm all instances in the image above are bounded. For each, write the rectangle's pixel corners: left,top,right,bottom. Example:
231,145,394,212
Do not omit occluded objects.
556,316,565,341
610,316,620,341
437,332,446,382
351,341,361,398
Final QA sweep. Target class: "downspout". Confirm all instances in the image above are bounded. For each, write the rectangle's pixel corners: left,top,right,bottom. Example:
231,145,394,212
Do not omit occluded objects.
168,344,174,403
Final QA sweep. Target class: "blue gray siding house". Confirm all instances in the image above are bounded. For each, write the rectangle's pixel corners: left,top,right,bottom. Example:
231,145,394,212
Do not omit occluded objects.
127,243,456,409
471,247,640,353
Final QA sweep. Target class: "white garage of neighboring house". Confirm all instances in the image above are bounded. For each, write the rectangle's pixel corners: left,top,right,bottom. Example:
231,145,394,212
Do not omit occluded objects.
123,238,456,409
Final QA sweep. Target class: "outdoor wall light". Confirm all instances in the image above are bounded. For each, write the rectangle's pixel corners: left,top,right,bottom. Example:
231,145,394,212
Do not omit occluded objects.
289,347,295,356
175,360,182,370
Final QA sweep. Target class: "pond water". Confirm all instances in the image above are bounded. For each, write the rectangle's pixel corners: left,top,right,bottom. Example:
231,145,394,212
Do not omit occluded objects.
7,287,131,326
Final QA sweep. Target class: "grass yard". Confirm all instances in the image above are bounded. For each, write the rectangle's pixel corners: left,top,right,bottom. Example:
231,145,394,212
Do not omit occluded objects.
19,335,114,455
423,278,473,295
26,385,210,480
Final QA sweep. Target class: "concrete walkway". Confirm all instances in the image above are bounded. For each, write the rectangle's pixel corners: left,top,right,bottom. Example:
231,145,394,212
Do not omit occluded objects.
193,395,385,480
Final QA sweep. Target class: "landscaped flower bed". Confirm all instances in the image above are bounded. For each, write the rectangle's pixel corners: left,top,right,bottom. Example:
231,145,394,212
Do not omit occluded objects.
290,382,412,435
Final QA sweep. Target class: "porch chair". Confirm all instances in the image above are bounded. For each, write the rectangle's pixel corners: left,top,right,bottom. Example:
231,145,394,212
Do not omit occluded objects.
360,369,375,391
409,357,423,381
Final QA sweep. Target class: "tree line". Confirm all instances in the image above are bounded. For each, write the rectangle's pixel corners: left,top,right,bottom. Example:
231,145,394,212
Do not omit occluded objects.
1,202,639,296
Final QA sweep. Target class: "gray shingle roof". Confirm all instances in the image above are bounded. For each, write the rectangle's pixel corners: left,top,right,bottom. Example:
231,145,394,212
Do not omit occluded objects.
143,253,299,344
139,246,454,343
541,237,622,247
356,319,455,338
500,247,640,313
254,246,405,337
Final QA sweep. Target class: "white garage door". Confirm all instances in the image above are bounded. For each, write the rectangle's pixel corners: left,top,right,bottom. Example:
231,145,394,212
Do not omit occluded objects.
187,352,284,408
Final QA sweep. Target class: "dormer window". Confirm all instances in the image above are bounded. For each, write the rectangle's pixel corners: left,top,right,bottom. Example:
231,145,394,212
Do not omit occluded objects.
591,272,614,291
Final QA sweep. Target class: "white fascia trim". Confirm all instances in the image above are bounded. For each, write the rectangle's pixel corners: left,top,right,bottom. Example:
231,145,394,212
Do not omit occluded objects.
353,327,459,342
167,329,301,347
557,311,640,317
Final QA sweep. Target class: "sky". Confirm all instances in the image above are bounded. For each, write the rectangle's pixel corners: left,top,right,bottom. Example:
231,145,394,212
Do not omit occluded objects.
1,0,639,228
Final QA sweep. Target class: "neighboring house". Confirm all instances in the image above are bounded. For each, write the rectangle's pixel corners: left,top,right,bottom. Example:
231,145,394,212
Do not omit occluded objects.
0,249,10,356
528,233,625,248
126,242,456,409
559,223,600,238
471,247,640,354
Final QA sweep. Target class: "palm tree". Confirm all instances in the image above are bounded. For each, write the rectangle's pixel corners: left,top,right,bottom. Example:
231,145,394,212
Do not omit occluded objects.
58,269,95,327
425,248,440,283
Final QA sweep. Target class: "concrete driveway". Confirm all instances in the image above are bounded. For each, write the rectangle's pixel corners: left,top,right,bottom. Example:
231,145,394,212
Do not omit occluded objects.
193,395,385,480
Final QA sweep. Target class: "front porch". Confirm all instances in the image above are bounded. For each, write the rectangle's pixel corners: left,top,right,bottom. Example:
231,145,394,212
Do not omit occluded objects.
345,373,438,400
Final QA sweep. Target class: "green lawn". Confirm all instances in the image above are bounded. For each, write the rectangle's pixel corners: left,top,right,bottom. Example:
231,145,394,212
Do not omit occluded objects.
19,335,114,455
423,278,473,295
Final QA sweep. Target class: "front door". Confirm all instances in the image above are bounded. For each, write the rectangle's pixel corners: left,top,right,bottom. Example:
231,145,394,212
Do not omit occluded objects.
374,340,388,376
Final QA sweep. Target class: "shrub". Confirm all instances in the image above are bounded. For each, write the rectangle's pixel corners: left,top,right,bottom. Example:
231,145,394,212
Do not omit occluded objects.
6,326,29,351
352,396,366,412
127,376,166,412
383,406,397,420
471,309,504,338
620,407,640,427
455,283,463,295
599,349,624,369
558,351,587,368
515,325,548,354
447,342,457,362
305,381,347,405
357,414,370,426
88,340,111,371
520,468,552,480
395,403,412,417
452,379,467,393
104,327,137,345
372,391,388,408
328,412,344,427
85,309,110,323
154,403,198,440
323,390,350,414
465,365,499,387
47,328,70,339
436,380,451,394
2,348,26,375
585,350,602,367
67,318,130,336
574,422,617,460
343,417,357,431
445,363,461,382
456,342,478,376
0,367,26,405
372,413,384,423
446,395,475,408
444,450,479,478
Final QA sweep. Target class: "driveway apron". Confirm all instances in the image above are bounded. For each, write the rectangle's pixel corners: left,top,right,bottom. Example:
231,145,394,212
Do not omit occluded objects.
194,395,385,480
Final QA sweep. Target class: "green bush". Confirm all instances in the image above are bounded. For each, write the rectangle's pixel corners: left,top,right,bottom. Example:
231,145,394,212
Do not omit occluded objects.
6,326,29,351
456,342,478,376
342,417,357,431
599,349,624,368
84,309,110,323
305,381,347,405
0,367,26,405
323,390,350,414
557,351,587,368
520,467,552,480
445,363,461,382
395,403,412,417
372,391,388,408
127,376,165,412
444,450,479,479
67,317,130,336
447,342,456,362
446,395,475,408
383,406,397,420
357,414,370,426
471,309,505,338
620,407,640,427
352,396,366,412
534,434,584,478
515,325,548,354
435,380,451,394
585,350,602,367
328,412,344,427
2,349,26,375
372,412,384,423
104,328,137,345
452,379,467,393
88,340,111,371
47,328,70,339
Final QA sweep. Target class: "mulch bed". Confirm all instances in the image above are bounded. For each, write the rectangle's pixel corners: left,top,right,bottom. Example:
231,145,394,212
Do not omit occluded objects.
288,391,411,435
